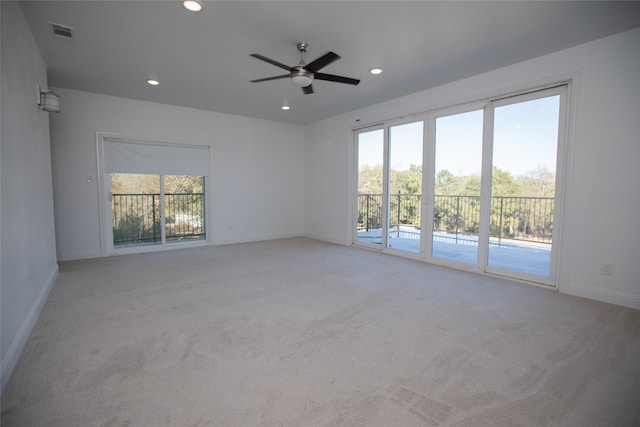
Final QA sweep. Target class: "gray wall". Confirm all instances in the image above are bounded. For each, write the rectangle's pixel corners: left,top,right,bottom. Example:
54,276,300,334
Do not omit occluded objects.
1,1,58,390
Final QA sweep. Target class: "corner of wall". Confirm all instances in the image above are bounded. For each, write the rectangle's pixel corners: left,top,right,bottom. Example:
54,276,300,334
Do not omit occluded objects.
1,0,60,392
1,265,58,391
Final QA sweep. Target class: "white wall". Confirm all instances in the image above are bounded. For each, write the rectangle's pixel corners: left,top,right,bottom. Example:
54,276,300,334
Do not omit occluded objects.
51,88,304,260
1,1,59,390
304,28,640,310
50,89,304,261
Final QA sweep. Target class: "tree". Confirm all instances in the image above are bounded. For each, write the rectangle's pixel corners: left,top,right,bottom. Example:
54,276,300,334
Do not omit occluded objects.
111,173,159,194
519,166,555,197
491,167,520,197
358,163,383,194
165,175,203,194
390,164,422,194
461,174,481,196
435,169,458,195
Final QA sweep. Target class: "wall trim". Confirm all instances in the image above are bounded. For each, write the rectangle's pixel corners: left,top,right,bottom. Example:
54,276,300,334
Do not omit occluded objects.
213,231,303,246
303,232,350,246
1,264,59,392
57,249,103,262
563,281,640,310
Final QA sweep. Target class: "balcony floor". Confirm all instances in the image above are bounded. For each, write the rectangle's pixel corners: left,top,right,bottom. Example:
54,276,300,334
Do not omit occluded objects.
357,230,551,277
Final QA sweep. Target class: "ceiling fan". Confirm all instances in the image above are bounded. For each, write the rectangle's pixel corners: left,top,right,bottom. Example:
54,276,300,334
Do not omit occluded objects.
250,42,360,94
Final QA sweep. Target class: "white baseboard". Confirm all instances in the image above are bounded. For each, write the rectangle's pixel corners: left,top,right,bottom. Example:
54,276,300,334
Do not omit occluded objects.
1,264,59,392
213,231,303,246
562,281,640,310
57,249,102,262
303,231,350,246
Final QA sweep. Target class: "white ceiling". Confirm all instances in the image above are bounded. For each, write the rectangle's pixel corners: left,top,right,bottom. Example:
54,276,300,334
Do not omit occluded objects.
21,1,640,125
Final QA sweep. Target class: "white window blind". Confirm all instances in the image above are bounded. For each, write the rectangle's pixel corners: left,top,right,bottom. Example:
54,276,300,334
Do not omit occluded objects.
104,138,209,176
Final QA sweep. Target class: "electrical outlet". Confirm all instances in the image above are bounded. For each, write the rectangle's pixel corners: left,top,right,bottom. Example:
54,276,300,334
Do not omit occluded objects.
601,263,613,276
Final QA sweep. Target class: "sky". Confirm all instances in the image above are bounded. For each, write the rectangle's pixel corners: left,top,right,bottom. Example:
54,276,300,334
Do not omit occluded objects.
358,95,559,178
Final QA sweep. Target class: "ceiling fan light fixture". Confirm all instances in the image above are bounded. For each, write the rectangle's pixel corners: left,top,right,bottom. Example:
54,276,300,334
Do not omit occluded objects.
369,68,383,75
291,75,313,87
281,105,290,111
182,0,203,12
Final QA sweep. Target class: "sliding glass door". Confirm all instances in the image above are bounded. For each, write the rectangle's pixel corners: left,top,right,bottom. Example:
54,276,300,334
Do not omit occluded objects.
487,90,561,278
110,174,206,247
355,121,424,254
431,109,483,264
356,127,384,247
111,173,161,246
386,121,423,254
354,85,567,285
100,136,210,255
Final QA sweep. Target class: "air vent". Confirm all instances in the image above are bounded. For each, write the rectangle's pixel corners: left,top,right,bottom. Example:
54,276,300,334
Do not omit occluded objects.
50,22,74,39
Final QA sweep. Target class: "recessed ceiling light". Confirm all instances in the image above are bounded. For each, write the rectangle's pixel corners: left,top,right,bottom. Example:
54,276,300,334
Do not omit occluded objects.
182,0,203,12
281,105,290,111
147,79,160,86
369,68,383,75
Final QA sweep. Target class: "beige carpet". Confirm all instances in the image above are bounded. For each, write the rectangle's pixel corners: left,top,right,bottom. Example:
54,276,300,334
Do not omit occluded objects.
2,237,639,426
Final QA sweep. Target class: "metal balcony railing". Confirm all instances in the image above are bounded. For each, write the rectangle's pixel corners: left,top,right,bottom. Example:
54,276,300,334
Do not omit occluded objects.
112,192,205,246
358,193,554,245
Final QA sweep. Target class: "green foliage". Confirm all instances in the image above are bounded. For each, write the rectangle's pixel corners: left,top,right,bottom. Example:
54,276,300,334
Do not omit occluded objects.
461,175,481,196
111,173,159,194
358,164,383,194
359,164,553,197
357,164,556,242
435,169,458,195
110,174,205,245
491,167,520,197
111,174,204,195
519,166,555,197
390,164,422,194
112,209,160,245
164,175,204,194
